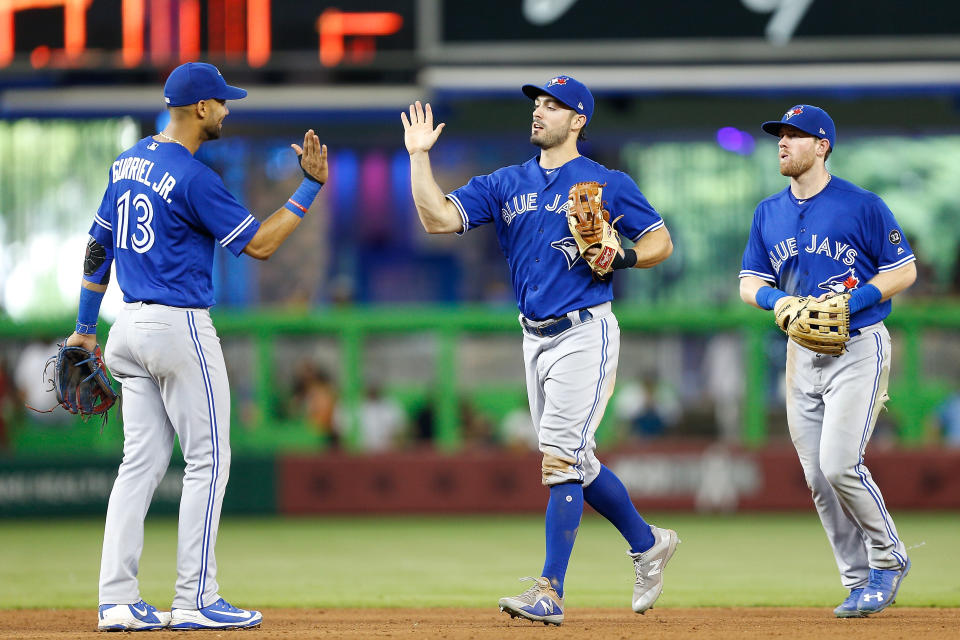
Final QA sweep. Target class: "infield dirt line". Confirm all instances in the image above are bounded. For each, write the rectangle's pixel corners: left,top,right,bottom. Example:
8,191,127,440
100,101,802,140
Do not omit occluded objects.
2,607,958,639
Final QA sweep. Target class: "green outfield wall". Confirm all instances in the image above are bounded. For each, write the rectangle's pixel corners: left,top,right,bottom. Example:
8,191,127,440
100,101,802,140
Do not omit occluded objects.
1,303,956,452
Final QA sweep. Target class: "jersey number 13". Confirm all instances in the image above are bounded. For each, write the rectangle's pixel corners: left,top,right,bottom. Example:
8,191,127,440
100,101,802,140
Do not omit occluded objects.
116,189,156,253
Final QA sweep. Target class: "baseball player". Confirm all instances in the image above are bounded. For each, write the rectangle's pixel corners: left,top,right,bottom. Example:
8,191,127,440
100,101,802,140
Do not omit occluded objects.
65,62,329,631
401,76,679,625
739,105,916,618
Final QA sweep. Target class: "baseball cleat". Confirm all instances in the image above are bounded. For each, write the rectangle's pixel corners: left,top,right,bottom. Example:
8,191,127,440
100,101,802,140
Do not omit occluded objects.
169,598,262,630
856,558,910,616
629,525,680,614
833,588,866,618
498,576,564,625
97,600,171,631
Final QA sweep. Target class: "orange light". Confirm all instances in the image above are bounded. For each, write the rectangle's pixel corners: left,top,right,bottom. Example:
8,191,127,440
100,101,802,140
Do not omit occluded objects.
30,44,50,67
349,36,374,64
224,0,244,59
0,4,13,66
316,8,403,67
63,0,87,60
0,0,93,66
149,0,171,63
121,0,144,67
179,0,200,63
247,0,270,67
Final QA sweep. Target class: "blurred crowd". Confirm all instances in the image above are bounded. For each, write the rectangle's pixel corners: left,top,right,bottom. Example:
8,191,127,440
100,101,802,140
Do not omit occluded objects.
2,333,960,456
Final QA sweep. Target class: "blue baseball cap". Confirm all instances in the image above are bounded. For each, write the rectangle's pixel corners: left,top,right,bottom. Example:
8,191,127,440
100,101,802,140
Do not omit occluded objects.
762,104,836,149
522,75,594,125
163,62,247,107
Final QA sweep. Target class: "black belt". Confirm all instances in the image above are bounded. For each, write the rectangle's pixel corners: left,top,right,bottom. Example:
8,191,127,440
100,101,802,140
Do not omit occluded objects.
522,309,593,338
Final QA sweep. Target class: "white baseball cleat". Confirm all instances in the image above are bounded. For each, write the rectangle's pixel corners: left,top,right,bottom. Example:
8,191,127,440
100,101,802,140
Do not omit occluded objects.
97,600,171,631
498,576,565,626
169,598,262,630
628,525,680,614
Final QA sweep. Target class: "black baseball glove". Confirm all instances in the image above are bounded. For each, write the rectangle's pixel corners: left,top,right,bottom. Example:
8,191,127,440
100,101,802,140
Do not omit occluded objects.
31,343,118,425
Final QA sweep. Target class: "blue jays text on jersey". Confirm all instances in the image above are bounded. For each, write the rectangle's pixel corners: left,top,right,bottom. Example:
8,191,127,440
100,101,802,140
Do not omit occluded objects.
740,176,915,330
447,156,663,321
86,137,260,309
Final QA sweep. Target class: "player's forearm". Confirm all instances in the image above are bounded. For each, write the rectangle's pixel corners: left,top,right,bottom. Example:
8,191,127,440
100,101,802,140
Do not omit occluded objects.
81,280,108,293
244,207,303,260
739,275,772,309
630,227,673,268
868,261,917,301
409,151,462,233
76,278,108,336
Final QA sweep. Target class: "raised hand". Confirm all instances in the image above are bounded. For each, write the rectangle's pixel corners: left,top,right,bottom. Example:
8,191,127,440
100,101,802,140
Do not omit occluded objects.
291,129,328,184
401,101,445,155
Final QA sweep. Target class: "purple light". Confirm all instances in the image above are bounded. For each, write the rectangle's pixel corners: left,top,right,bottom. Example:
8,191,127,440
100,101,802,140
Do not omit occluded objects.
716,127,756,155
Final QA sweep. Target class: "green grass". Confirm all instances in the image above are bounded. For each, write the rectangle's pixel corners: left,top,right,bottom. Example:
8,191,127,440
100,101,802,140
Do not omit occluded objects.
1,513,958,609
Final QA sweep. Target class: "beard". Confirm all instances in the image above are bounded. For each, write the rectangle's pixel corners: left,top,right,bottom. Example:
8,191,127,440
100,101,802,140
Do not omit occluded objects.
202,121,222,141
530,125,571,150
779,150,815,177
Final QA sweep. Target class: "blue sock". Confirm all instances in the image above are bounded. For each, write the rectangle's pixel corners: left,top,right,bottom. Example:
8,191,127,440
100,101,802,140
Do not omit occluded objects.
584,465,655,553
541,482,583,598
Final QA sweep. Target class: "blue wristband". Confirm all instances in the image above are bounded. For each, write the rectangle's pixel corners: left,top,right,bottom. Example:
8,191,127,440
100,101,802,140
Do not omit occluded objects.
77,286,105,334
283,178,322,218
848,284,882,314
755,286,788,310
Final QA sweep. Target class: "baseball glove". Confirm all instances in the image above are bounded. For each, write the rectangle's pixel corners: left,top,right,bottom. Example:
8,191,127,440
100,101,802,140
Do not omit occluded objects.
773,295,806,331
777,294,851,356
566,181,623,277
29,343,118,424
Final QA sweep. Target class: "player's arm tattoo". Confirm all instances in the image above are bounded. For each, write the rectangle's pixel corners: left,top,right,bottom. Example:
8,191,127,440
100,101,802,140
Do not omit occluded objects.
84,237,113,285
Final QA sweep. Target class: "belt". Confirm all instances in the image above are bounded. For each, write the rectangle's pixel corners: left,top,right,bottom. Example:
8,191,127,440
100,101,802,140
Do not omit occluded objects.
522,309,593,338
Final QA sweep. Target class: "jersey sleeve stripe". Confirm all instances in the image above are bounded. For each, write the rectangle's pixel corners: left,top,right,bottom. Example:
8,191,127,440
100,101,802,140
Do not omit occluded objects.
629,219,664,243
219,215,256,248
445,194,470,235
739,269,777,281
877,254,916,272
94,214,112,230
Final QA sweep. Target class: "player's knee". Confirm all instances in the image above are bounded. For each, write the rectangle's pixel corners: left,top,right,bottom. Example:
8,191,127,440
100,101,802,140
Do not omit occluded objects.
541,452,577,485
820,459,853,487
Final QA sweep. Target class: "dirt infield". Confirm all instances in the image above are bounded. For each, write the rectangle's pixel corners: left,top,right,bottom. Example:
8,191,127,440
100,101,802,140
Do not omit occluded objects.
3,607,958,639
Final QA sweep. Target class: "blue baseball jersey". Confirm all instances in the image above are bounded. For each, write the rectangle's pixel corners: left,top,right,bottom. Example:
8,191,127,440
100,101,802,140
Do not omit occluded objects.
86,137,260,308
740,176,915,329
447,155,663,320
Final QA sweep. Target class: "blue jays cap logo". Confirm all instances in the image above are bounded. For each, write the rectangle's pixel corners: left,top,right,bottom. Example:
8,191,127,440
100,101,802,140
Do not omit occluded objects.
783,106,804,120
547,76,569,87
